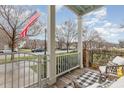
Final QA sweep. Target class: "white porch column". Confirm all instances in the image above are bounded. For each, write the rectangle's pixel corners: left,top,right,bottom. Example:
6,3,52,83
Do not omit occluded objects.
47,5,56,85
77,15,83,68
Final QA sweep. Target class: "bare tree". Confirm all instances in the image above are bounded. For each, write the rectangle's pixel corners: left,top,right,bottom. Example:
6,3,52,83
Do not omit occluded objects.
83,28,105,50
118,24,124,48
56,20,77,52
118,40,124,48
56,27,65,49
0,5,44,59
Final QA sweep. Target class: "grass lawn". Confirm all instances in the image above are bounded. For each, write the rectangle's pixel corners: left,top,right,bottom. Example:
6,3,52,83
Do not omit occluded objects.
30,64,47,78
30,64,46,72
0,55,38,64
19,49,31,52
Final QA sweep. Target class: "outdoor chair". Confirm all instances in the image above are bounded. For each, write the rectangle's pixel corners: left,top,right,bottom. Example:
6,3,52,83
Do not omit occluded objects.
99,56,124,73
106,65,124,78
99,56,124,83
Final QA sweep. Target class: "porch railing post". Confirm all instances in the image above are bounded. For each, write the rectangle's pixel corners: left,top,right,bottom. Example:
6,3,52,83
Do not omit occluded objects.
47,5,56,85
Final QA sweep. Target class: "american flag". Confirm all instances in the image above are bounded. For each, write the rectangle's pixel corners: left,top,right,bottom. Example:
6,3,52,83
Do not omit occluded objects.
19,11,40,39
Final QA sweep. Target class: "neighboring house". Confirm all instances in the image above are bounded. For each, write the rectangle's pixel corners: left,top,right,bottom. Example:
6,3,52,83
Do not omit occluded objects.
0,30,10,50
23,39,78,50
23,39,47,49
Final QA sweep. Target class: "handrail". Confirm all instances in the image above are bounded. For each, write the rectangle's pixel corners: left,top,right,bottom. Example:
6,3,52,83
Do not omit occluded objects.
56,52,78,57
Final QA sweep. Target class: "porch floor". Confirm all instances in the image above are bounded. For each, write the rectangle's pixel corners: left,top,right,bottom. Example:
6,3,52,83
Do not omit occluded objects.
51,68,100,88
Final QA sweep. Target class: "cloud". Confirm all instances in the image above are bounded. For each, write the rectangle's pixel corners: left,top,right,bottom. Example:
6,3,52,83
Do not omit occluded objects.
103,22,112,28
84,18,99,26
85,7,107,19
83,7,107,28
94,24,124,41
92,7,107,19
94,27,110,36
110,34,119,37
83,6,124,43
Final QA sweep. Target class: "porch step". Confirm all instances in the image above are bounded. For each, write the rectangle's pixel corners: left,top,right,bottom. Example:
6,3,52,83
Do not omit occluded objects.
51,85,58,88
52,68,85,88
59,76,72,84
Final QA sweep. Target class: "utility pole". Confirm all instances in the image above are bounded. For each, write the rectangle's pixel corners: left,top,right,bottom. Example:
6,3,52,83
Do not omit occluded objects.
44,28,47,55
44,28,47,78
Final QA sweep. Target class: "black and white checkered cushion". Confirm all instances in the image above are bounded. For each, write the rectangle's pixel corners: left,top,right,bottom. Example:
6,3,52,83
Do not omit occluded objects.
64,71,100,88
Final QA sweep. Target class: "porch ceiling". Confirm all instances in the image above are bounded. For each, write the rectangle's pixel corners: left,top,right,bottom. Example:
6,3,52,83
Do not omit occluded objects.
66,5,103,16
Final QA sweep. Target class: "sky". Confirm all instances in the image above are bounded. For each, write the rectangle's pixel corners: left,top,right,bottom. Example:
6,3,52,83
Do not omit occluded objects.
32,5,124,44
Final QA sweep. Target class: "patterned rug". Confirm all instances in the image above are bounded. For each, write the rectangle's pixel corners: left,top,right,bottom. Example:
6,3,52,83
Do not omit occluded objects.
64,71,100,88
97,79,116,88
64,71,115,88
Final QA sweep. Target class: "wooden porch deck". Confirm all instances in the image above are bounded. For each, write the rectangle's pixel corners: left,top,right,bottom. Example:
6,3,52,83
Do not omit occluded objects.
51,68,100,88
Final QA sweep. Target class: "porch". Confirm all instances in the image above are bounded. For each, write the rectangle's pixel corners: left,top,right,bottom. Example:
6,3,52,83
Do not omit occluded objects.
1,5,122,88
1,49,124,88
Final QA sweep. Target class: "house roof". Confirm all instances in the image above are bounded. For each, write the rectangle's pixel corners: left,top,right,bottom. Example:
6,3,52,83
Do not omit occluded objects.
66,5,103,16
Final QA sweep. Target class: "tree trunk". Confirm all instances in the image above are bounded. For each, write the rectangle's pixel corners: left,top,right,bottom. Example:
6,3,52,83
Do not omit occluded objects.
11,45,14,60
11,30,16,60
60,41,63,49
67,41,69,53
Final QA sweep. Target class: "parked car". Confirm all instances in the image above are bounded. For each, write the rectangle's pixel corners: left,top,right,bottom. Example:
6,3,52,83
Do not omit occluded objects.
0,50,3,53
0,49,17,53
3,49,12,53
60,48,74,50
31,48,45,52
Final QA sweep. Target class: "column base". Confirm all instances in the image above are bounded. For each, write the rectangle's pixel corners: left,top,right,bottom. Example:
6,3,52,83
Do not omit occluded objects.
48,77,56,85
80,65,83,68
